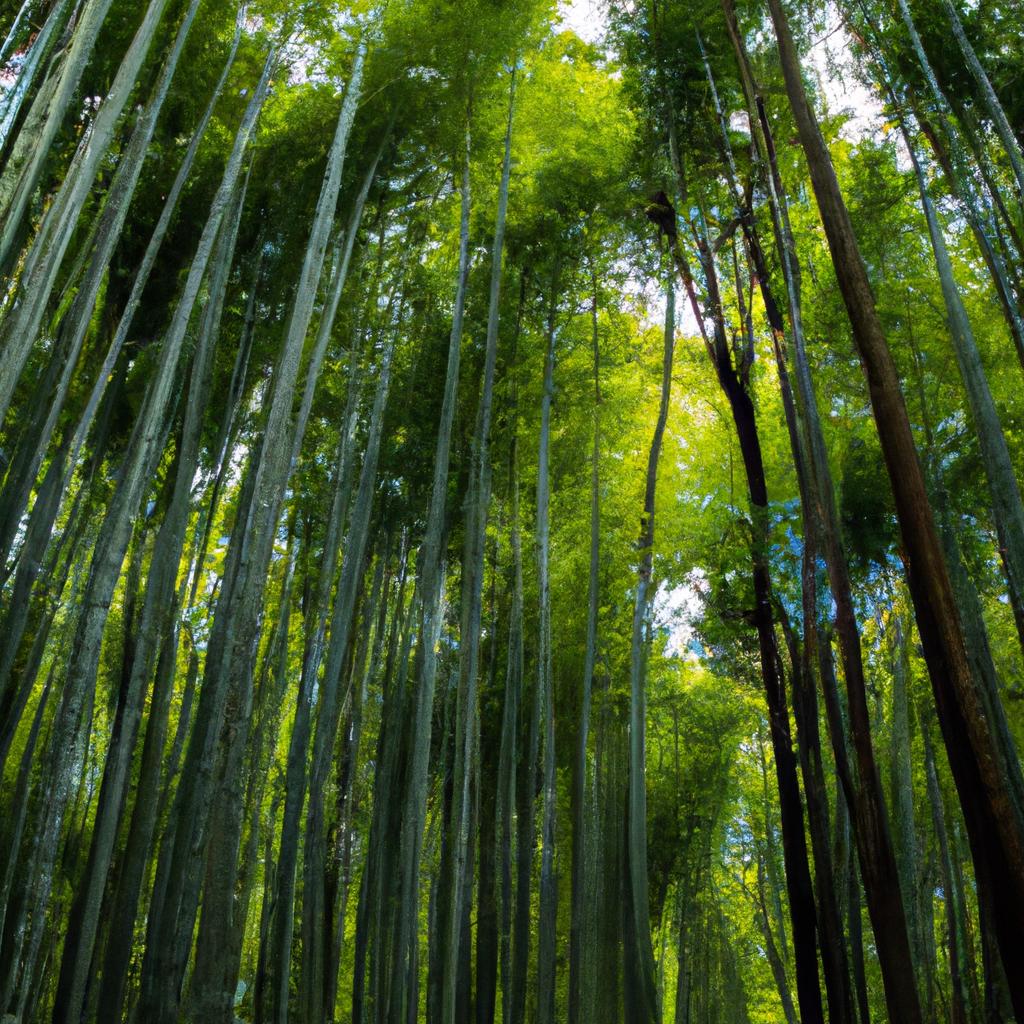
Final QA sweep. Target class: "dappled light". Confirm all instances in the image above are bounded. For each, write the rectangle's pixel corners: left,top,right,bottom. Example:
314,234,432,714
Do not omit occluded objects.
0,1,1023,1022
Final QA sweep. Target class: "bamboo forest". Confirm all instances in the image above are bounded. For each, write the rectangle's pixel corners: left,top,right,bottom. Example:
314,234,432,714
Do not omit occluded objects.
5,0,1024,1020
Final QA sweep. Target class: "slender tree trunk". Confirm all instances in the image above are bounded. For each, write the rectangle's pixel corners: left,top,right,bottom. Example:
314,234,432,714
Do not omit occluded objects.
569,263,602,1024
702,35,860,1022
264,355,363,1024
936,0,1024,199
534,267,561,1024
919,698,977,1024
650,182,824,1024
475,539,500,1024
753,840,798,1024
0,433,75,767
352,543,413,1024
624,267,674,1024
94,256,258,1024
510,462,540,1024
388,114,475,1024
299,317,397,1024
499,286,526,1024
395,74,515,1024
889,0,1024,368
261,143,382,1024
441,75,516,1024
894,106,1024,658
719,19,935,1022
51,163,249,1024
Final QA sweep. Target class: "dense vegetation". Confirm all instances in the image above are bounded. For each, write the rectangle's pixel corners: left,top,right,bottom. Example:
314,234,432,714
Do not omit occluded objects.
1,0,1023,1021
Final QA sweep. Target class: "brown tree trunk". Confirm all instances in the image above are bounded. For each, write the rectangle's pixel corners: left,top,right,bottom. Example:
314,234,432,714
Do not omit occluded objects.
765,1,1024,1015
649,191,824,1024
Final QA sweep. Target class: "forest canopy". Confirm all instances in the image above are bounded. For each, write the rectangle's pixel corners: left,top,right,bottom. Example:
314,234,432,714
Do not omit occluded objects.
1,0,1023,1022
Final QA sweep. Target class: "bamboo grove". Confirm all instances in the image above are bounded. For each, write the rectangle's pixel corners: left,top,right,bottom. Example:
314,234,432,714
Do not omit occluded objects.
1,0,1023,1020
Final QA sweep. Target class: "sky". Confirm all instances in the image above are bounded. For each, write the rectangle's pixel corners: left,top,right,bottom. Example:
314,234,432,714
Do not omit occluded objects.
807,5,884,142
559,0,607,44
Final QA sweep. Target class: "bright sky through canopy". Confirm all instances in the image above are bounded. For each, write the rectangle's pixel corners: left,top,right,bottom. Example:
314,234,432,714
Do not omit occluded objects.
559,0,606,42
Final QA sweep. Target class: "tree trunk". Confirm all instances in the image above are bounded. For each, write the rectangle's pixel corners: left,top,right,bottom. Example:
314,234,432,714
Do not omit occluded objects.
766,1,1024,1014
702,34,861,1022
51,160,248,1024
896,105,1024,660
570,262,602,1024
890,0,1024,369
535,267,560,1024
262,145,382,1024
299,311,396,1024
498,283,526,1024
475,538,501,1024
652,179,824,1024
389,110,476,1024
936,0,1024,199
625,265,674,1024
